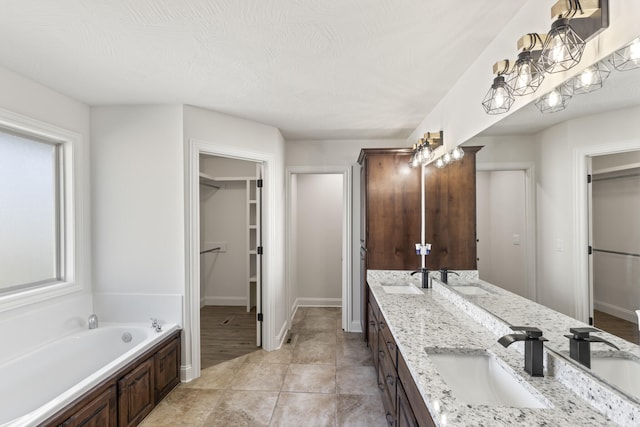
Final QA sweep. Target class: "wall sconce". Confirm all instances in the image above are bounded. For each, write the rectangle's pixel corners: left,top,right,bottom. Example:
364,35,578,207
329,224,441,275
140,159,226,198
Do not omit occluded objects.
482,61,515,115
539,1,609,74
433,147,465,169
409,131,443,168
609,37,640,71
570,60,610,94
507,34,546,96
535,82,573,113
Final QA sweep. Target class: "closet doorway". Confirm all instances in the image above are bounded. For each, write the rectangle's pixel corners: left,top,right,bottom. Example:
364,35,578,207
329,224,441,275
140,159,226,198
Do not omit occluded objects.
589,150,640,344
199,154,263,369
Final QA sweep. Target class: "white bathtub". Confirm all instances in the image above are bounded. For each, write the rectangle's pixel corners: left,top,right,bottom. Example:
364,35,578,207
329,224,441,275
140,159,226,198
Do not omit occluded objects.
0,323,179,427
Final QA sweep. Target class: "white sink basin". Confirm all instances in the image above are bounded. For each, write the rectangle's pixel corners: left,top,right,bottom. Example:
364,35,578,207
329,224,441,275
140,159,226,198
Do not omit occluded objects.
591,355,640,399
427,350,548,408
381,283,422,295
450,285,489,296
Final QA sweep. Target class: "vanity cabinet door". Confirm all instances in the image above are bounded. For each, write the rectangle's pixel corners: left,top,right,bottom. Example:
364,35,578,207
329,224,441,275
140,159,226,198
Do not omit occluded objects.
367,302,379,369
118,357,155,427
397,382,418,427
62,385,117,427
154,335,181,402
398,352,436,427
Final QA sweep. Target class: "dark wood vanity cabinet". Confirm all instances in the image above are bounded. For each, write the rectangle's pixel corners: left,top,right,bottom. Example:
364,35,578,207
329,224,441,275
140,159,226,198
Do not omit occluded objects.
154,334,181,402
118,358,155,427
368,287,435,427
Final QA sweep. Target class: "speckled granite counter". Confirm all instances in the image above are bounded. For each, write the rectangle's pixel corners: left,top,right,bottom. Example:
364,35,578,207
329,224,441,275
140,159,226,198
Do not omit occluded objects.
367,270,639,426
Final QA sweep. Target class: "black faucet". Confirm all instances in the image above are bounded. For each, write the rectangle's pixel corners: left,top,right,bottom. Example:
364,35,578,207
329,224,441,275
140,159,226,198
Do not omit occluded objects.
410,268,430,288
498,326,548,377
564,327,620,368
439,267,460,284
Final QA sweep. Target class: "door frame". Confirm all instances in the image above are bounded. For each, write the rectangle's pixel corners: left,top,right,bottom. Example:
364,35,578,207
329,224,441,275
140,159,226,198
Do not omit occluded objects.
476,162,537,301
574,140,640,323
185,138,275,382
285,166,352,331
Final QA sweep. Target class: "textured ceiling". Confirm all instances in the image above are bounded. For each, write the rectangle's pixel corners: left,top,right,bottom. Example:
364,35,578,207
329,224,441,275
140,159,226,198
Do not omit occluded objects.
0,0,526,140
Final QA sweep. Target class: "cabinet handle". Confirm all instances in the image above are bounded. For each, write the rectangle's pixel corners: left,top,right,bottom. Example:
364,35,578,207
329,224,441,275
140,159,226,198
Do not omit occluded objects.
386,374,395,387
379,322,386,330
378,380,385,391
386,413,395,426
387,341,395,352
379,350,385,359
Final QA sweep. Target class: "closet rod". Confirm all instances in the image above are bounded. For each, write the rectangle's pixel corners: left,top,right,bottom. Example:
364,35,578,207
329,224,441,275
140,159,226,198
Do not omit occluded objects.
200,182,221,189
592,172,640,182
200,247,221,255
593,248,640,258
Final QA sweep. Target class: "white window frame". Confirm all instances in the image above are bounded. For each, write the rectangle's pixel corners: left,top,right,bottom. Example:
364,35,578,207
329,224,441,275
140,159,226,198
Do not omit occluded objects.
0,108,81,312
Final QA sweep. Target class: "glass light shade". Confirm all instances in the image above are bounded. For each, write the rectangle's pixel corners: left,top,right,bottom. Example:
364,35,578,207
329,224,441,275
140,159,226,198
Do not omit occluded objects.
409,149,420,168
442,152,452,165
609,38,640,71
507,50,545,96
571,61,610,95
539,18,585,74
535,83,573,113
421,147,434,166
434,157,446,169
482,75,515,115
451,147,465,161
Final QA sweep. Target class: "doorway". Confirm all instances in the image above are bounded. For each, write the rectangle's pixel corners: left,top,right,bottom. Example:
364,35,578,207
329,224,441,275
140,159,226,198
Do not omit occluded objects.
199,155,263,368
475,164,536,301
286,167,352,332
186,138,275,382
588,151,640,344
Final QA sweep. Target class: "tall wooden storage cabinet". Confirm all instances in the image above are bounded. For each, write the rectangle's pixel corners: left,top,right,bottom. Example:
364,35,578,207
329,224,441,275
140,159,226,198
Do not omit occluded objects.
358,146,480,332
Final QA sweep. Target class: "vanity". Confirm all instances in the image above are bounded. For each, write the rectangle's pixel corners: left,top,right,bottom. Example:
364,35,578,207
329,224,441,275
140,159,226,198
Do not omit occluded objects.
367,269,640,426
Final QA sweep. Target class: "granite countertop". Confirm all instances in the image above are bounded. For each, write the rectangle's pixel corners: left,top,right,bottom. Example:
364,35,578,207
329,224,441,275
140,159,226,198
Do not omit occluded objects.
367,270,639,426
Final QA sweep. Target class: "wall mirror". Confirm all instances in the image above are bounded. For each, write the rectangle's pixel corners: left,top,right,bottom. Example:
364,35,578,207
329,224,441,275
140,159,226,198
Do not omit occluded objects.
458,34,640,391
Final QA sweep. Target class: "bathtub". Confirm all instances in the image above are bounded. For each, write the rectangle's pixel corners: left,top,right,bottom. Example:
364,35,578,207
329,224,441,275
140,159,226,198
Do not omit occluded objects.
0,323,179,427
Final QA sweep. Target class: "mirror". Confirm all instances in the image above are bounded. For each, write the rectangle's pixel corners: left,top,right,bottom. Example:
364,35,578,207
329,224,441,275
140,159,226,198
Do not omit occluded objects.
458,35,640,395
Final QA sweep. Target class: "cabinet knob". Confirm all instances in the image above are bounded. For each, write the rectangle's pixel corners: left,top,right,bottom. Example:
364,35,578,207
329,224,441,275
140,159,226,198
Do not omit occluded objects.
379,350,385,359
386,374,395,387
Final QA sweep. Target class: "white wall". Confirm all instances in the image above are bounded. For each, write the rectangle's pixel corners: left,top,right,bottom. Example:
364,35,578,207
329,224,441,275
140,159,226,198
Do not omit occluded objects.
295,174,343,306
184,105,286,353
477,171,528,298
90,105,184,324
0,65,92,361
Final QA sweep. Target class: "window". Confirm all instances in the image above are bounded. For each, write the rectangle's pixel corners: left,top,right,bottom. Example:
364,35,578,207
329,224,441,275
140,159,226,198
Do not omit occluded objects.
0,109,82,312
0,129,64,293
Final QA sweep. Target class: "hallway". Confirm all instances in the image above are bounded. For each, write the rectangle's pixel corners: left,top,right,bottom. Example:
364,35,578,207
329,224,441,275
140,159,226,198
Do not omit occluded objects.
141,307,386,426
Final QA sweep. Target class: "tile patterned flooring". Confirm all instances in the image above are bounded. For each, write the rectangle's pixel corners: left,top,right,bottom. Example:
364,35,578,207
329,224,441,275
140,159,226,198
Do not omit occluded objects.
140,307,387,427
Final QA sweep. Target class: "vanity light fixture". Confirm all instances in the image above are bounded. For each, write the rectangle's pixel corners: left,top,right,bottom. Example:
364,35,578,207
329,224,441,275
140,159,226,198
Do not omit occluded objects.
451,147,465,161
507,34,546,96
409,132,442,168
482,61,515,115
570,60,610,94
539,0,609,74
434,157,446,169
538,17,585,74
535,82,573,114
609,37,640,71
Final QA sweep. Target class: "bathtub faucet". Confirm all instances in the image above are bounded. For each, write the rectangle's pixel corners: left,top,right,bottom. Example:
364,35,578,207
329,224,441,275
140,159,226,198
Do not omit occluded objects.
151,318,162,333
88,314,98,329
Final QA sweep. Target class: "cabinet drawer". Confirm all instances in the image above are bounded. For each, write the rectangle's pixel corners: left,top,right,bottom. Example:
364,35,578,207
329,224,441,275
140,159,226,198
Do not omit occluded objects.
377,362,397,427
378,334,397,414
367,303,379,369
398,352,435,427
369,288,381,321
379,318,397,368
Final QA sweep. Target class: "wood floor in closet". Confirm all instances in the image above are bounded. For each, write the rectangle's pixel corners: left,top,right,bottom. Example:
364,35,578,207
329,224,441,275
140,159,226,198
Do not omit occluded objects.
200,305,258,370
594,309,639,345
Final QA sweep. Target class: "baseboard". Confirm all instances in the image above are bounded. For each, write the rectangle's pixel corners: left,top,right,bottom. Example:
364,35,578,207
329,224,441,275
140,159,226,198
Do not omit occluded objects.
202,296,247,306
349,320,363,333
595,300,639,324
274,320,289,351
180,364,193,382
296,297,342,307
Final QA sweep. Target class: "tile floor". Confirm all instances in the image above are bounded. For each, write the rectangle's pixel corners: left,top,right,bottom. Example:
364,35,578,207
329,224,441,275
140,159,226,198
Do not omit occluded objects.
140,307,387,427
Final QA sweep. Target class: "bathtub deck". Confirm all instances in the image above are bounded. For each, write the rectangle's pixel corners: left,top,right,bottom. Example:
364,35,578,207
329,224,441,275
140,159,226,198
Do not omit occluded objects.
200,306,258,369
